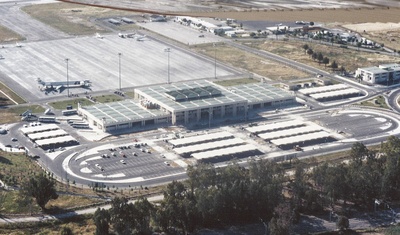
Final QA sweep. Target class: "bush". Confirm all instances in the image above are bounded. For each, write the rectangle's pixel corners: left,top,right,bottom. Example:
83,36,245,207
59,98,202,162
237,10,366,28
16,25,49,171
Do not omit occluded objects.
336,216,349,231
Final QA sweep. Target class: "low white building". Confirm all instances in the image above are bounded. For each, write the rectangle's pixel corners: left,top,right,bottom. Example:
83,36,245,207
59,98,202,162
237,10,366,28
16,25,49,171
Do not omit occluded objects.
356,63,400,84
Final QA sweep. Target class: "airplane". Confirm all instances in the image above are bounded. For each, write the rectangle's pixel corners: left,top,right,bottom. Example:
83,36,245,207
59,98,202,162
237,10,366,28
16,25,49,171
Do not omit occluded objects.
118,33,127,38
118,32,136,38
37,78,91,93
135,35,146,41
96,33,104,39
15,42,22,48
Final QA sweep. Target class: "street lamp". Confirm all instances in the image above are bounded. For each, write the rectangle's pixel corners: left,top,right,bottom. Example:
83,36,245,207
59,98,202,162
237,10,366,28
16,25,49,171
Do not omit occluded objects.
164,48,171,84
213,43,217,79
65,58,69,97
118,53,122,91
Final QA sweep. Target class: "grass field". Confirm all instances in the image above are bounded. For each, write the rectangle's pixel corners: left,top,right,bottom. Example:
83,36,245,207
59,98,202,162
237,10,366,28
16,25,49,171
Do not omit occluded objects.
0,25,24,43
194,43,310,81
359,95,389,109
0,82,26,105
48,98,94,110
92,94,123,103
0,105,45,124
21,2,139,36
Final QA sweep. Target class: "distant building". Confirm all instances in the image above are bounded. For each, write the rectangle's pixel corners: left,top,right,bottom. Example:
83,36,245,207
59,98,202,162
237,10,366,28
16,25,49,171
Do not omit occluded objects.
108,18,121,25
121,17,134,24
149,15,166,22
356,63,400,84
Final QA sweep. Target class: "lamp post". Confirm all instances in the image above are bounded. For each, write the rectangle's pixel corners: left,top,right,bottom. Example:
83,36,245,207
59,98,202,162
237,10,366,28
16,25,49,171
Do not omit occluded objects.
164,48,171,84
118,53,122,91
65,58,69,97
213,43,217,79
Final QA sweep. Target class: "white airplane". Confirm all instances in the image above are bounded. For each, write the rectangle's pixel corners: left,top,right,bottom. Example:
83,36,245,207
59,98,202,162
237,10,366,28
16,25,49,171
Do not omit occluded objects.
135,35,146,41
15,42,22,48
96,33,104,39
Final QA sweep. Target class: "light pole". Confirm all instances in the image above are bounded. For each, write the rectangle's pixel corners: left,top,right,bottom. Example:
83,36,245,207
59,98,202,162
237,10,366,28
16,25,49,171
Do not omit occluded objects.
213,43,217,79
118,53,122,91
164,48,171,84
65,58,69,97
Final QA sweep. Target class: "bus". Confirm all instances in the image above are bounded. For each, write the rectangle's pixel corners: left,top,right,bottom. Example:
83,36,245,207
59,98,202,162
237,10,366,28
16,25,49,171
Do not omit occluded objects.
62,109,78,116
38,116,56,123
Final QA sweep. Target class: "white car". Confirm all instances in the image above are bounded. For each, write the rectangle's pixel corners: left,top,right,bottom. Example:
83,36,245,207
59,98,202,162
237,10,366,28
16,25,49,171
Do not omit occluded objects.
120,160,126,164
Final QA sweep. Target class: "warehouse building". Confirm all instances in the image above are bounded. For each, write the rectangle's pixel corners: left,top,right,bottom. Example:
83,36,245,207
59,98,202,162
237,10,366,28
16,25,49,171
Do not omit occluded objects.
78,80,295,133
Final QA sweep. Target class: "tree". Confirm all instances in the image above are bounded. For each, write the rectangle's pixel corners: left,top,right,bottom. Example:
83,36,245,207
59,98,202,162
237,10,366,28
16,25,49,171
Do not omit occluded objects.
268,203,293,235
340,65,346,75
331,60,338,70
94,208,110,235
307,48,314,58
312,51,318,61
302,44,309,54
21,174,58,210
322,57,330,67
336,216,349,231
160,180,197,233
317,52,324,64
109,197,136,235
350,142,369,165
61,227,74,235
134,197,155,234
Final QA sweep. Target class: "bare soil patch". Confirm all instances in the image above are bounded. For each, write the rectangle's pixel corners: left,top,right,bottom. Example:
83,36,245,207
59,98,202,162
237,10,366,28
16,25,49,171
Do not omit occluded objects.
193,43,310,81
245,39,399,73
179,7,400,23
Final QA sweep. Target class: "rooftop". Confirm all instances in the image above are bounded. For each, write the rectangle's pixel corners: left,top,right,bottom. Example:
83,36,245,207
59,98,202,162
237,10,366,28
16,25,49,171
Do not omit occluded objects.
136,80,248,112
81,99,168,124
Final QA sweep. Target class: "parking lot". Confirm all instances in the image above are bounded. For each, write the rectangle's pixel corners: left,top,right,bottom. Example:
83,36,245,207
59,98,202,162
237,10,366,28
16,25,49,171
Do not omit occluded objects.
69,141,186,184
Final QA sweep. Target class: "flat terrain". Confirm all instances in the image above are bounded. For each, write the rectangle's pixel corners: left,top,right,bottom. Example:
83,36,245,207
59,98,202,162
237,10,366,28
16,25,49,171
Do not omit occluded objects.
245,40,399,73
193,43,310,81
0,34,238,102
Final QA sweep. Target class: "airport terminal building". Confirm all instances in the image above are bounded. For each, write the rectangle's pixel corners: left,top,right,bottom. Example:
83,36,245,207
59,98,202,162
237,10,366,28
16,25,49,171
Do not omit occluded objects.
78,80,295,132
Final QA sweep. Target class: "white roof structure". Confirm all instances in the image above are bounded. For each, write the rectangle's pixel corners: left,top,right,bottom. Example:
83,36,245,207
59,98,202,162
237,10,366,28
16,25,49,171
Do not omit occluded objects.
271,131,331,146
174,138,244,155
169,131,232,147
35,135,77,147
20,124,59,135
28,129,68,141
191,144,258,160
298,84,349,95
246,120,303,134
310,88,360,100
258,125,321,140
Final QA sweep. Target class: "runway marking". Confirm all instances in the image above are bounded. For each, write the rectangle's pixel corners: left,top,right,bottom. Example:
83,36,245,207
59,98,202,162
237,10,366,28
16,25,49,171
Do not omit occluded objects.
0,89,18,105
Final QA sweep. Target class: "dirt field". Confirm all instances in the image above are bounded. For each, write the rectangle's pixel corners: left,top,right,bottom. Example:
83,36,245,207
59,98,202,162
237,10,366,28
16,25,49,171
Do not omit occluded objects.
246,39,399,73
193,43,310,81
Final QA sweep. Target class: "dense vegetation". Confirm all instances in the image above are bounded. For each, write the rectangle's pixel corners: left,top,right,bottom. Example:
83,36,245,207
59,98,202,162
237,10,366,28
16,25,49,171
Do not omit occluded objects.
93,136,400,234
